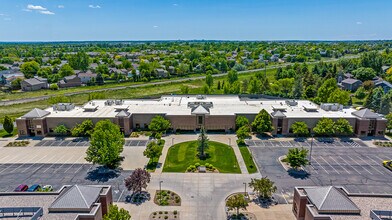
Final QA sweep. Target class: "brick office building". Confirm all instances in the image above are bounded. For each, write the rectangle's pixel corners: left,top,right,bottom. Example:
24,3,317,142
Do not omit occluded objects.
16,95,387,137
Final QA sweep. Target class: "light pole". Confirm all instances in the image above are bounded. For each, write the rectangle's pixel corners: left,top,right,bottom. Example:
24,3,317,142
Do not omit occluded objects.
243,182,247,197
172,137,174,146
309,133,314,165
159,180,163,204
228,138,231,146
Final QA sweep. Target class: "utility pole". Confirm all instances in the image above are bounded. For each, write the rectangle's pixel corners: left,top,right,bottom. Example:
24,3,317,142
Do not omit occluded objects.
243,182,247,197
159,180,163,204
309,133,314,165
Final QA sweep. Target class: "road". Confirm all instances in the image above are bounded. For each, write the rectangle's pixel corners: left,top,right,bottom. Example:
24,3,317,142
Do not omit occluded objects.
0,56,357,106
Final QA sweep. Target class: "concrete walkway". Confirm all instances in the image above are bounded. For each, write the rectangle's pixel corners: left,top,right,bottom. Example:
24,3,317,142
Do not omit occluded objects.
155,134,248,174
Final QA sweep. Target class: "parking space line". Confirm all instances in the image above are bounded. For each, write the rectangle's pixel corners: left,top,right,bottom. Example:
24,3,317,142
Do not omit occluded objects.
117,189,125,202
319,156,340,174
43,155,68,173
312,157,329,174
9,154,42,173
355,156,384,175
338,156,361,174
346,156,372,175
374,155,389,162
22,154,50,172
308,164,318,174
66,141,73,146
64,155,85,173
329,156,350,174
280,190,288,204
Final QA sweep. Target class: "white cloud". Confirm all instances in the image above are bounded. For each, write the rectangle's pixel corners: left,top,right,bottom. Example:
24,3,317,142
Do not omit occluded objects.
22,9,32,12
27,4,47,10
153,25,158,28
88,5,101,9
0,13,4,16
4,17,11,21
173,3,178,6
39,10,55,15
58,5,65,9
356,21,362,25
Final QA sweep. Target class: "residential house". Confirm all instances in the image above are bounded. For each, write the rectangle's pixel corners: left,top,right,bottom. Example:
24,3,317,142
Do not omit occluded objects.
270,54,280,62
156,68,168,78
374,80,392,93
58,75,82,88
340,78,362,91
168,66,176,74
21,76,48,91
78,71,97,84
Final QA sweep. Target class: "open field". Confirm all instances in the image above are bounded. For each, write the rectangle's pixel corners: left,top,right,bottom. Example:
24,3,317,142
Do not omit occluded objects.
162,141,241,173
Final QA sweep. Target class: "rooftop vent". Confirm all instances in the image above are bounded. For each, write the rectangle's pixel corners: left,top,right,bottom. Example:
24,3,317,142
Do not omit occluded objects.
320,103,343,111
196,95,206,100
53,103,75,111
286,100,298,106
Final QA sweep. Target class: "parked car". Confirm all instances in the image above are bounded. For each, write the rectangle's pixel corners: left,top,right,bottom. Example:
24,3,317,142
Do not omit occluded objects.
14,184,28,192
42,185,53,192
27,184,41,192
383,160,392,171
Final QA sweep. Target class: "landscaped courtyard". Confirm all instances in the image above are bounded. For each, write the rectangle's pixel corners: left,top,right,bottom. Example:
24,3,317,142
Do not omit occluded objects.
162,140,241,173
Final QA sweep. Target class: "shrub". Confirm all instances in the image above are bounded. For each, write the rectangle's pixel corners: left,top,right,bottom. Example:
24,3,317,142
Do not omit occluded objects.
49,83,59,90
164,216,168,219
195,162,200,167
173,210,178,215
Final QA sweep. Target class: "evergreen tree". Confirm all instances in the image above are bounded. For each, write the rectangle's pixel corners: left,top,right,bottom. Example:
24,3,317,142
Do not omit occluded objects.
3,116,14,134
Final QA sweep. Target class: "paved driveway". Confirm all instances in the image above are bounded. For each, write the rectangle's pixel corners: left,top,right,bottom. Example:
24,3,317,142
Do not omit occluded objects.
248,139,392,200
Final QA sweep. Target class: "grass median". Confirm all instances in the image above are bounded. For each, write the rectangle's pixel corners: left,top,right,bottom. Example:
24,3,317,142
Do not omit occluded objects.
238,144,258,174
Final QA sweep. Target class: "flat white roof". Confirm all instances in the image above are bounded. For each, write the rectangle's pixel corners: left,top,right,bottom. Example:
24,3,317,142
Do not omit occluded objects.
42,95,357,119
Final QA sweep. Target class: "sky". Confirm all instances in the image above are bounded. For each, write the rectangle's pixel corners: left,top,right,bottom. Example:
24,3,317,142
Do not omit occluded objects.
0,0,391,41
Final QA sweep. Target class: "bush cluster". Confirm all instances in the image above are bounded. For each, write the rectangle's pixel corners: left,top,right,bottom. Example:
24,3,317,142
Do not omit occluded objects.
374,141,392,147
186,162,216,172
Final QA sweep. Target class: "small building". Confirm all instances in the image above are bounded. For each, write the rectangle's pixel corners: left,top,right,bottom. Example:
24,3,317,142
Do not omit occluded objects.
374,80,392,93
78,71,97,84
58,75,82,88
292,186,392,220
381,65,390,73
0,185,112,220
21,76,48,91
340,78,362,91
156,68,168,78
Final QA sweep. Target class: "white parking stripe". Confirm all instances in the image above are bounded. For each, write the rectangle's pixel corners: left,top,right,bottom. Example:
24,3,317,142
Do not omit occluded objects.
281,190,288,204
43,155,68,173
329,156,350,174
9,154,42,173
117,189,125,202
338,156,361,174
22,154,50,172
355,156,384,175
312,157,329,174
64,155,85,173
346,156,372,175
319,156,340,174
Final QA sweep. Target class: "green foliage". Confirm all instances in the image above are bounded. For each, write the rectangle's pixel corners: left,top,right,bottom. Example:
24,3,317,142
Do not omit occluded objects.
354,86,366,100
227,70,238,84
48,95,70,104
290,121,309,137
10,78,22,90
286,147,309,169
249,177,277,199
54,124,68,135
103,204,131,220
251,109,273,134
49,83,59,90
144,141,163,160
85,120,124,169
313,118,335,136
71,119,94,137
148,115,171,134
316,78,338,103
352,67,377,82
226,194,248,216
327,89,350,105
68,52,90,71
2,116,14,134
236,125,251,141
88,92,106,101
20,61,40,78
205,73,214,87
365,87,384,113
386,113,392,131
198,126,209,158
180,85,189,94
235,116,249,130
58,64,75,78
334,118,353,135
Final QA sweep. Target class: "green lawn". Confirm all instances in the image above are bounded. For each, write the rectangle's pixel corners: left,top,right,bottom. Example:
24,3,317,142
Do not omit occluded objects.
238,145,258,174
0,128,18,138
162,141,241,173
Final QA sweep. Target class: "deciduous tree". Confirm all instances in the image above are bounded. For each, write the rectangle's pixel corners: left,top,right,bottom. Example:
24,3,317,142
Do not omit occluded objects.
85,120,124,169
248,177,277,199
290,121,309,137
3,116,14,134
124,168,151,195
103,204,131,220
334,118,353,135
20,61,40,78
251,109,273,134
286,147,309,170
313,118,335,136
226,194,248,216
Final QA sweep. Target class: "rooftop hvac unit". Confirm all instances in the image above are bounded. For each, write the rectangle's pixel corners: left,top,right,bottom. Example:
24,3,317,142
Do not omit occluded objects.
286,100,298,106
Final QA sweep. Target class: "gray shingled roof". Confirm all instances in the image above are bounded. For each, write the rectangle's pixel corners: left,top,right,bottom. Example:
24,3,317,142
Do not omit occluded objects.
341,78,361,84
49,185,101,211
116,110,130,117
21,108,50,118
271,110,286,117
352,108,381,119
191,105,210,114
23,78,44,86
304,186,360,213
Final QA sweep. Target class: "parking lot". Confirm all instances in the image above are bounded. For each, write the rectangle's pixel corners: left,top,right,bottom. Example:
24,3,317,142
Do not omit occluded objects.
34,139,150,147
0,162,132,202
247,139,392,198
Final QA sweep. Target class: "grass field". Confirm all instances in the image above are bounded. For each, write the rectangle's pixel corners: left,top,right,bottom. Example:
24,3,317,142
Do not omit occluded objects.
0,128,18,138
238,145,258,174
162,141,241,173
